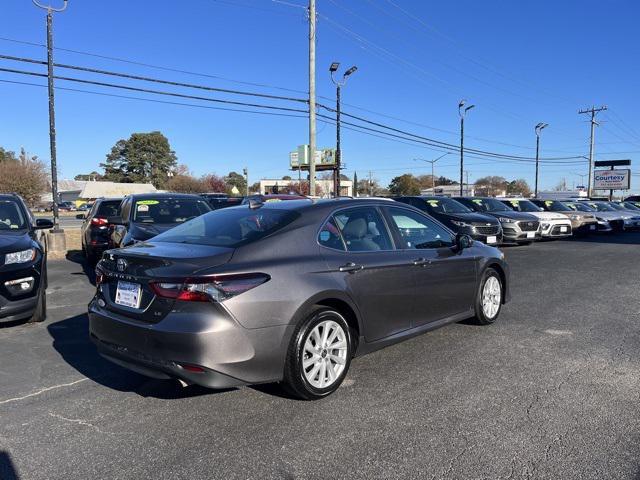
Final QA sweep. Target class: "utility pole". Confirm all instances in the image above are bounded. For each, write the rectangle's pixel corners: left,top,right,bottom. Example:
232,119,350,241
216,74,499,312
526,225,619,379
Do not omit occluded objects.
534,122,548,197
329,62,357,198
243,167,249,196
458,100,475,196
579,105,607,197
368,170,373,196
353,171,358,197
33,0,67,233
308,0,317,196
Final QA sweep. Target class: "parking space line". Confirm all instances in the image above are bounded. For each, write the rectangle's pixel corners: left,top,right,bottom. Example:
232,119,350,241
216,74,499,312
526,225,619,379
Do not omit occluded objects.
0,378,88,406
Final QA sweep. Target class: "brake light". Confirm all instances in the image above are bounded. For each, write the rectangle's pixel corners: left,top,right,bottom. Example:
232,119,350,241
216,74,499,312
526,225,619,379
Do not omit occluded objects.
91,217,108,226
149,273,270,302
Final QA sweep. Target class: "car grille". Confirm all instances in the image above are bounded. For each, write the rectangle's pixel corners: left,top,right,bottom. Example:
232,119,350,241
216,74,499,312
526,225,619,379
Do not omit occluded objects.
473,225,500,235
610,219,624,230
517,220,539,231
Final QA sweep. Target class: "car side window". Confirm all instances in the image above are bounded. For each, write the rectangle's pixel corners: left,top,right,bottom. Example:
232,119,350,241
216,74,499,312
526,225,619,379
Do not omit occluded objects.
120,199,131,221
386,207,454,249
333,207,393,252
318,217,345,251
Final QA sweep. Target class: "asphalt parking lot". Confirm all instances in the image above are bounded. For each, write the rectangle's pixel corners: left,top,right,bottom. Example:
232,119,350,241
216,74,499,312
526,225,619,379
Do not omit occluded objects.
1,234,639,480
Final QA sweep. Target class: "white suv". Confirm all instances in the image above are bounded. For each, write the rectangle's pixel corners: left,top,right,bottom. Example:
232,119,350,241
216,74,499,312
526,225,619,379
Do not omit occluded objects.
499,198,573,238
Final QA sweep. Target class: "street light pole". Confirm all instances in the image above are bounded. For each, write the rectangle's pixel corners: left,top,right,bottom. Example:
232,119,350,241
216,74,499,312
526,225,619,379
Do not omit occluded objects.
458,100,475,196
413,152,450,193
534,122,548,197
33,0,67,233
330,62,357,198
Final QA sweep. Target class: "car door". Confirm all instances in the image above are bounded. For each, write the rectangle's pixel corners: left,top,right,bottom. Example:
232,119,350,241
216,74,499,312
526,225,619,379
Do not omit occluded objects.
318,206,415,342
383,206,477,326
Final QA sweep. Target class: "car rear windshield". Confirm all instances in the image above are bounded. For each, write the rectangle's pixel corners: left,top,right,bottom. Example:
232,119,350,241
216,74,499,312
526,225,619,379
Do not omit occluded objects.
0,200,26,230
152,207,300,247
469,198,511,212
423,198,471,214
95,200,122,218
132,198,211,224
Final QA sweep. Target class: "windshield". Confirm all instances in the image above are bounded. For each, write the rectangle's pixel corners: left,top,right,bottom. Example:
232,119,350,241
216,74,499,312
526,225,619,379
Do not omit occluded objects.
469,198,511,212
423,198,471,214
133,198,211,224
504,200,541,212
565,202,594,212
621,202,640,211
153,207,300,247
608,203,627,211
0,200,27,230
539,200,572,212
585,202,616,212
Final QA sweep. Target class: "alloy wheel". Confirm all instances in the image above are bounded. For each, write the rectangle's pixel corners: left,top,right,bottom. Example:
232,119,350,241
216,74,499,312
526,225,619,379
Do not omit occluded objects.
302,320,348,389
482,276,501,319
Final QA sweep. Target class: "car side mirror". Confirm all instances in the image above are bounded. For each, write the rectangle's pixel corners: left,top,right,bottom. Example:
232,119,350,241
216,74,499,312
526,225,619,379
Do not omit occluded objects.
34,218,54,230
107,216,125,226
455,233,473,250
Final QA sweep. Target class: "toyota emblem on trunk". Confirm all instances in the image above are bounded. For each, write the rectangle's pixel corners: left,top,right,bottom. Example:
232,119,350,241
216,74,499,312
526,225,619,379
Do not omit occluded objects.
116,258,128,272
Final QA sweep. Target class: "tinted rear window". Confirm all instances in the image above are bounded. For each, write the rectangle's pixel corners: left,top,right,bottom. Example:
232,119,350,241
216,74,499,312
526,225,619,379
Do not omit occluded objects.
96,200,122,217
132,198,211,224
152,207,300,247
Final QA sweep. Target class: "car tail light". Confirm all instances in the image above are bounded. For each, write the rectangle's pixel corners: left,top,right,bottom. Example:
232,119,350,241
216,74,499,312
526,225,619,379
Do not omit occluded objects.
91,217,108,226
149,273,270,303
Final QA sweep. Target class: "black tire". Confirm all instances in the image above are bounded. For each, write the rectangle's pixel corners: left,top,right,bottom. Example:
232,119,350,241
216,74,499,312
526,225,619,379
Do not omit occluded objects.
27,288,46,323
473,268,503,326
283,307,353,400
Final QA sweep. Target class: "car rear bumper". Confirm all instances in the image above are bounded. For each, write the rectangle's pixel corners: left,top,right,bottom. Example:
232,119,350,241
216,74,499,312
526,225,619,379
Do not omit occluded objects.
88,297,294,388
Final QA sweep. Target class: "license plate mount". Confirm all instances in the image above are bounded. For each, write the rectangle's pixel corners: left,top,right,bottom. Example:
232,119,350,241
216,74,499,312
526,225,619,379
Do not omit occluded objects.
115,281,142,309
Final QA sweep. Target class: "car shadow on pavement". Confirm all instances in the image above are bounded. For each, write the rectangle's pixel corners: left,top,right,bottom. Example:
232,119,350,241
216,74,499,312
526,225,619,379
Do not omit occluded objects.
65,250,97,286
47,313,235,400
561,231,640,245
0,451,19,480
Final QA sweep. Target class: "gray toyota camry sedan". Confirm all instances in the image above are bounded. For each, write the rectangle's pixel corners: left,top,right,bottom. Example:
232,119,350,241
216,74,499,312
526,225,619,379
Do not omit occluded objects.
89,198,509,399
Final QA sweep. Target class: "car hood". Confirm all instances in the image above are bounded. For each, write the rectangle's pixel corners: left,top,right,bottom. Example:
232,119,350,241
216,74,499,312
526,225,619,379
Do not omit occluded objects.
525,211,570,221
441,212,500,225
130,222,181,241
483,210,538,221
589,211,626,221
0,231,32,255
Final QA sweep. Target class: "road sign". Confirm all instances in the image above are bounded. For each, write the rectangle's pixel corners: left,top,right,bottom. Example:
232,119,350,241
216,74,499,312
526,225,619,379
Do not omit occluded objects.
593,169,631,190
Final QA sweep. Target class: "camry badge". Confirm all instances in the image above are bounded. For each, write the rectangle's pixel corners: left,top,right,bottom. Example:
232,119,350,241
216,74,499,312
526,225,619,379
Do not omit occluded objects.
116,258,128,273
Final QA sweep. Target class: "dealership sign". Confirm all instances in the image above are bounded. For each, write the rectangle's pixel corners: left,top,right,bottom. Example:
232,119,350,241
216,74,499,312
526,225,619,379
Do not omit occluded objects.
593,169,631,190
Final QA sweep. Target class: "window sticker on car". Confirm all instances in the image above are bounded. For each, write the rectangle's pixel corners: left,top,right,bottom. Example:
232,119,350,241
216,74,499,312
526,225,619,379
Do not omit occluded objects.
137,200,159,205
545,201,553,206
319,231,330,242
510,200,518,206
427,200,439,206
472,199,483,205
137,204,149,212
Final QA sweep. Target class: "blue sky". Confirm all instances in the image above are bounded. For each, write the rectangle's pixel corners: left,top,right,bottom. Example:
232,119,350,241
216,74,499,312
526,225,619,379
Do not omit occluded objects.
1,0,639,192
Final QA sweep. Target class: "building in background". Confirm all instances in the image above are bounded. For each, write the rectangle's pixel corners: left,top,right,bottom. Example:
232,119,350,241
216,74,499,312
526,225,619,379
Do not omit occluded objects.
259,178,353,197
40,180,157,206
420,184,481,197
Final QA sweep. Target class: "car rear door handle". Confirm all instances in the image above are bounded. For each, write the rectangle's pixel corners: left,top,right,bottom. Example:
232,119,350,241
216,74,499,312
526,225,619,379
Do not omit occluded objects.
412,257,430,266
339,262,364,273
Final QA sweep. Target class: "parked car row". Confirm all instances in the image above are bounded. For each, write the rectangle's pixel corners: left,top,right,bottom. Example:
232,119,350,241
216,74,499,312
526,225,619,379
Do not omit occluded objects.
3,189,638,401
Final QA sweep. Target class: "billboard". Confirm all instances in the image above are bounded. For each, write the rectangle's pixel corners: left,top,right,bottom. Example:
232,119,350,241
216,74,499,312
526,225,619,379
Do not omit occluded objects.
289,145,337,168
593,169,631,190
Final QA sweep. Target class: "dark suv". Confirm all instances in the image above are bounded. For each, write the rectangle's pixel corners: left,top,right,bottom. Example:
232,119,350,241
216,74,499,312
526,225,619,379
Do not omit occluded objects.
109,193,211,248
0,194,53,323
393,196,503,246
78,197,123,263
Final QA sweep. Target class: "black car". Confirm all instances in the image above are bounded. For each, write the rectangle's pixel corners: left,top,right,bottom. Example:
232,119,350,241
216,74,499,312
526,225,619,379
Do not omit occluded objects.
109,193,211,248
454,197,541,244
393,196,503,246
624,195,640,202
0,194,53,323
200,193,244,210
78,197,123,263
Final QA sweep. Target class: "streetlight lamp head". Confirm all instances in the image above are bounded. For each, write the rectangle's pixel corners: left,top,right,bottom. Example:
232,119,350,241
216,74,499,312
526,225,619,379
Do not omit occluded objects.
458,99,466,109
329,62,340,73
344,66,358,77
465,104,475,113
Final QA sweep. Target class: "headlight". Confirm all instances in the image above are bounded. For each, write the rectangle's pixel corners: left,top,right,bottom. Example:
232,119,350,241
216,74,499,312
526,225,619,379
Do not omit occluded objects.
498,217,515,223
450,220,471,227
5,248,36,265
